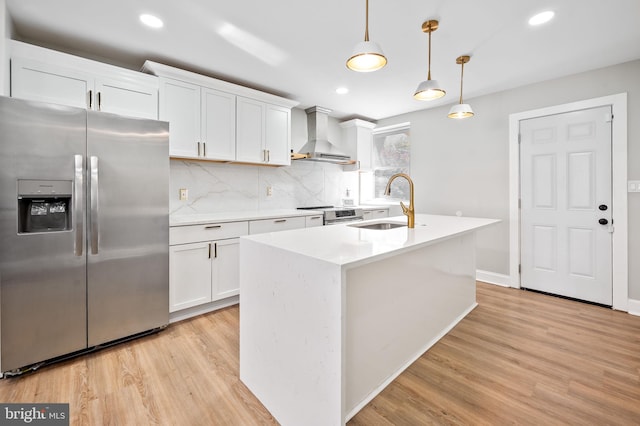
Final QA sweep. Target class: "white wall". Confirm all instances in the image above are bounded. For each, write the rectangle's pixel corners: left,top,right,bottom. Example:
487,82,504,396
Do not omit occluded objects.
377,59,640,299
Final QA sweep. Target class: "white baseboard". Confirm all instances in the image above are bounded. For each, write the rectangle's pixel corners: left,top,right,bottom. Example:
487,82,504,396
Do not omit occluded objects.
476,270,511,287
628,298,640,316
476,271,639,316
169,295,239,323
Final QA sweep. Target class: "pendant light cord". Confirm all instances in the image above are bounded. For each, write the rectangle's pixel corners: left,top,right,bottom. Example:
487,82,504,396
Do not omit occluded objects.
459,61,465,104
364,0,370,41
427,25,432,80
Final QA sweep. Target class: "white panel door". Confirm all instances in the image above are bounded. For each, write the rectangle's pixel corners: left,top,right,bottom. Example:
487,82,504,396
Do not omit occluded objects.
212,238,240,301
201,87,236,161
520,106,612,305
265,104,291,165
159,78,201,158
236,96,265,163
95,77,158,120
11,58,91,109
169,242,212,312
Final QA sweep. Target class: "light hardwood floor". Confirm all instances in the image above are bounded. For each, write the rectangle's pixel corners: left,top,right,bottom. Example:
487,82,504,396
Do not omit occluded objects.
1,283,639,425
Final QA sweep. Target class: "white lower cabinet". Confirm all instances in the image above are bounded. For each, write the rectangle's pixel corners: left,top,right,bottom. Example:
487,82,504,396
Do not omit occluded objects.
249,216,306,234
212,238,240,300
169,221,248,315
305,214,324,227
363,208,389,220
169,242,212,312
169,214,322,321
169,238,241,313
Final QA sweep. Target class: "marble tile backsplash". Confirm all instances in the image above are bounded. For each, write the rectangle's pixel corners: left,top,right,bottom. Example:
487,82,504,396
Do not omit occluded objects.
170,160,357,216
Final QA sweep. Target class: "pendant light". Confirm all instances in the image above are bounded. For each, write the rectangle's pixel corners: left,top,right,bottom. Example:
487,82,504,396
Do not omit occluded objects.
414,20,445,101
346,0,387,72
448,55,474,119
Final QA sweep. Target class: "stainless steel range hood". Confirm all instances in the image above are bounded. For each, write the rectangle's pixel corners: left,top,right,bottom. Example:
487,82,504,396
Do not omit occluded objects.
293,106,355,165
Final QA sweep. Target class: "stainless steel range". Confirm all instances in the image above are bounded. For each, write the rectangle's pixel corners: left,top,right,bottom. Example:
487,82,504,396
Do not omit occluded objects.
297,206,364,225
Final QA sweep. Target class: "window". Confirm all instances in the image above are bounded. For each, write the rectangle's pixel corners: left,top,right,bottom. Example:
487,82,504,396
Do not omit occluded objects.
360,123,410,203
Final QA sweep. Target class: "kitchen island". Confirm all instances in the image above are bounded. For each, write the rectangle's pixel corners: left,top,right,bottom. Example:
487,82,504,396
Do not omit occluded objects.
239,214,499,426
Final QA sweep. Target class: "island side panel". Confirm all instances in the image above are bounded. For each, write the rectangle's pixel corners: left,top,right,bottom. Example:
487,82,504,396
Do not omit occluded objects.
345,233,477,418
239,238,345,426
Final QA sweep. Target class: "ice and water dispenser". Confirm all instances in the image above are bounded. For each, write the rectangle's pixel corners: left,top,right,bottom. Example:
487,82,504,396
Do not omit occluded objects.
17,180,72,233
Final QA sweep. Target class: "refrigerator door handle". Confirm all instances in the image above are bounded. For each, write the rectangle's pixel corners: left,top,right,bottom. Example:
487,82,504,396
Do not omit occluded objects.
90,156,99,254
73,155,84,256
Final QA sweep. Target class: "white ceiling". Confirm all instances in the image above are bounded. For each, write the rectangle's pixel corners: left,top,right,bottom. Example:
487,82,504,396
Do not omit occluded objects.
6,0,640,120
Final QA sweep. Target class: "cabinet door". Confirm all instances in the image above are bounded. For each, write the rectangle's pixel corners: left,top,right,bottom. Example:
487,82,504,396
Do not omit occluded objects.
159,78,201,158
212,238,240,301
265,104,291,165
95,76,158,120
201,87,236,161
169,242,212,312
11,58,91,109
236,96,265,163
371,209,389,219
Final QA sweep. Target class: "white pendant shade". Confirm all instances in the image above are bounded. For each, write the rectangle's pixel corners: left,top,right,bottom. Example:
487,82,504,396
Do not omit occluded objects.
448,55,474,119
347,41,387,72
448,103,474,119
414,20,444,101
413,79,446,101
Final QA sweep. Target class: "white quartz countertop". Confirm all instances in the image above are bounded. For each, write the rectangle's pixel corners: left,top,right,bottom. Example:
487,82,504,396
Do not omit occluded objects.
242,214,500,267
169,209,323,227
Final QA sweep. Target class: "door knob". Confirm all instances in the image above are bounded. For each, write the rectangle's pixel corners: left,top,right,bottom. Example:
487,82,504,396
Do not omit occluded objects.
598,204,608,211
598,218,608,225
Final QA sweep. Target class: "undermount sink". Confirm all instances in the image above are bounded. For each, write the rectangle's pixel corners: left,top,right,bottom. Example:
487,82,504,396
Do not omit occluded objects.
348,222,407,230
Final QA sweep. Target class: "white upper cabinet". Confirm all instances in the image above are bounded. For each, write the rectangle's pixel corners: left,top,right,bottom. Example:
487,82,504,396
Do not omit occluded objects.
11,58,91,109
237,98,291,166
159,78,202,158
10,42,158,120
201,87,236,161
236,97,265,163
265,104,292,165
159,77,237,160
143,60,297,165
94,75,158,120
339,119,376,170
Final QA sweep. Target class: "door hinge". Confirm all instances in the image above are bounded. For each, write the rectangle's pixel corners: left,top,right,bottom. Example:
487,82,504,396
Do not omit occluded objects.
518,133,521,144
518,264,521,274
518,198,521,209
605,113,613,123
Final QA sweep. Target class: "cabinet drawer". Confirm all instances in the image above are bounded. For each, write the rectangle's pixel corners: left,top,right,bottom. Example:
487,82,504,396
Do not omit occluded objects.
170,221,248,245
249,216,306,235
363,208,389,220
305,214,324,227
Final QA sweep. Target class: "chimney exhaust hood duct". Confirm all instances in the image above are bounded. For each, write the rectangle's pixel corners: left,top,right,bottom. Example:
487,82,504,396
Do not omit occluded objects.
294,106,355,165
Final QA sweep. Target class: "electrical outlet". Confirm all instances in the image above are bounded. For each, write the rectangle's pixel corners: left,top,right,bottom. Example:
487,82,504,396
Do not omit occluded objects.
179,188,188,200
628,181,640,193
266,186,273,196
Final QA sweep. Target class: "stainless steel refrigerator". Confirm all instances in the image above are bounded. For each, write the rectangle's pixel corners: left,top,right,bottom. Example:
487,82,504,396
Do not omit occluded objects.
0,96,169,375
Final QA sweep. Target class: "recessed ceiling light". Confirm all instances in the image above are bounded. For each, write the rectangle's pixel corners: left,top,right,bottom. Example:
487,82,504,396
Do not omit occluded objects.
140,14,164,29
528,11,554,26
336,87,349,95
